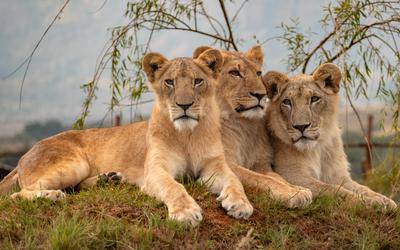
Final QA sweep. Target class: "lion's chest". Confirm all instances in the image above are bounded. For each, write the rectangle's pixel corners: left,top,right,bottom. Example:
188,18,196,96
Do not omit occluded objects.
221,120,271,169
169,135,224,179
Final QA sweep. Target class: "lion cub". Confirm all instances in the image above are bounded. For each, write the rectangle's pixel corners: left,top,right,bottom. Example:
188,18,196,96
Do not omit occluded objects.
141,49,253,226
263,63,397,210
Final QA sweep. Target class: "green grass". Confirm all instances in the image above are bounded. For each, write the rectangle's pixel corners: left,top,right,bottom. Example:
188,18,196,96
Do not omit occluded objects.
0,182,399,249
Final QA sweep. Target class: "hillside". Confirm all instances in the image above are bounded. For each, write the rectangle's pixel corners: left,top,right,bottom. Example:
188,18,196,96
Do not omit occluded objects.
0,182,399,249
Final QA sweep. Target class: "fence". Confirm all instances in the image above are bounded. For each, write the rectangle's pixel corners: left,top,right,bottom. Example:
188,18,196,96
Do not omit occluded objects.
344,114,400,180
1,115,399,180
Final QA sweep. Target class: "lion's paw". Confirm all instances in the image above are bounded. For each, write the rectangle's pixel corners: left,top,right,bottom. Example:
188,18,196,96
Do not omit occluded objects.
40,190,66,201
363,193,397,211
97,172,123,186
169,197,203,226
284,187,313,209
11,189,66,201
217,186,253,219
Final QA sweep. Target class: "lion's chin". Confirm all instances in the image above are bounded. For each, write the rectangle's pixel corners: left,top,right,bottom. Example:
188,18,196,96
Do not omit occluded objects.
173,118,199,131
240,108,265,119
293,138,318,151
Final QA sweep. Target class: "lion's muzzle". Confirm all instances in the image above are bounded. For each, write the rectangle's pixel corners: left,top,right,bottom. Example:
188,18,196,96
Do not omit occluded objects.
170,102,200,131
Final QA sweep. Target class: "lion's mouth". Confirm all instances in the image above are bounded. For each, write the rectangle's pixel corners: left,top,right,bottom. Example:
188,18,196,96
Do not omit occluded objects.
173,114,198,121
235,104,264,113
292,135,318,143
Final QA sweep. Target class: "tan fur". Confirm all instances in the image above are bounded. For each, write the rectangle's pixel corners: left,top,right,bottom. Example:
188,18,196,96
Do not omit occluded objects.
2,50,253,226
0,46,312,210
6,122,148,200
263,63,397,210
0,168,18,194
193,45,312,208
140,50,252,225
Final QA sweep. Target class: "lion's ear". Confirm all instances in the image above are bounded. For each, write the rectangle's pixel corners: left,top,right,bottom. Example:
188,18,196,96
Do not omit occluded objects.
142,52,168,82
193,46,213,59
245,45,263,66
195,49,224,79
313,63,341,94
262,71,289,101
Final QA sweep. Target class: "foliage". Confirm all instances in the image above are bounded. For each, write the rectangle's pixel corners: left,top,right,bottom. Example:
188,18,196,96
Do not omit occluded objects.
73,0,399,147
73,0,243,128
279,0,400,138
367,152,400,200
70,0,399,177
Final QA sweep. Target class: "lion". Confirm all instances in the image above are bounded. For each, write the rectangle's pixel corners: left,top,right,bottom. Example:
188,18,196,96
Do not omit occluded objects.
139,49,253,225
262,63,397,210
0,46,311,211
0,49,253,226
193,46,312,208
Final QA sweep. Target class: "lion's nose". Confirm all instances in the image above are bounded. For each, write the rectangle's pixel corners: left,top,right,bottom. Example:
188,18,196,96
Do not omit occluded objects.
249,92,266,101
176,102,193,111
293,123,311,133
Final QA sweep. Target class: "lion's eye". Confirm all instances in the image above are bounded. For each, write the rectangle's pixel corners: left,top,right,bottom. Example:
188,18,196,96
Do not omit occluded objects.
282,99,291,106
194,78,203,86
311,96,320,103
164,79,174,87
256,71,262,77
229,70,241,77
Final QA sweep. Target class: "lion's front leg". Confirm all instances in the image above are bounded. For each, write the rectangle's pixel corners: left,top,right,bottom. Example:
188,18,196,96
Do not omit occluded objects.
141,149,202,226
341,179,397,210
231,165,312,208
284,174,361,201
199,156,253,219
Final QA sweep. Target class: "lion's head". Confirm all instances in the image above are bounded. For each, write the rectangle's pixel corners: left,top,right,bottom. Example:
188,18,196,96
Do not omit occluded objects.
143,49,223,131
263,63,342,151
193,45,267,119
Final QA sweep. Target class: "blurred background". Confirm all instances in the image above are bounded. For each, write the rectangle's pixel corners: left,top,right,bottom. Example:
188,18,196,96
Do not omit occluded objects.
0,0,399,192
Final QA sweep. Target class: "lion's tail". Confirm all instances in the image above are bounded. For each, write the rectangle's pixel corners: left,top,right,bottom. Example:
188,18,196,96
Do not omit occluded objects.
0,168,18,195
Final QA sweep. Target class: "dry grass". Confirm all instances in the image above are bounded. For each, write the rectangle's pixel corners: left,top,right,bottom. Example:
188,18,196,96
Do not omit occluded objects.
0,180,399,249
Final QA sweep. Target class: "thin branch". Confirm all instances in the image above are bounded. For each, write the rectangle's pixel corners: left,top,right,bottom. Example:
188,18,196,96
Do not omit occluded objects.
150,26,233,44
301,27,339,73
326,18,399,63
119,99,154,107
260,36,280,45
89,0,108,14
344,83,369,148
301,2,399,73
2,57,30,80
2,0,71,109
218,0,238,51
146,10,192,29
144,1,166,54
194,0,198,30
327,35,374,63
231,0,248,23
199,5,226,38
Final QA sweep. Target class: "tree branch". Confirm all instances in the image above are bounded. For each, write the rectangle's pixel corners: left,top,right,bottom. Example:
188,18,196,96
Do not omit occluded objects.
301,2,399,73
218,0,238,51
327,35,374,63
2,0,71,109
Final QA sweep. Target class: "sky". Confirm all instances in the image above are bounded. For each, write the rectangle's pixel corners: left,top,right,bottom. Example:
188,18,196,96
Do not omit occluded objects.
0,0,387,136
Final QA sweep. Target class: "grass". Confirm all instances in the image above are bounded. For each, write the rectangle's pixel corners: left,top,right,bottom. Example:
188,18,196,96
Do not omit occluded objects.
0,181,399,249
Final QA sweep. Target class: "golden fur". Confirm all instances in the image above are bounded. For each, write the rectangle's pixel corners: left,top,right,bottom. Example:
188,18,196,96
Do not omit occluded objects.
0,46,312,211
139,50,253,225
193,46,312,208
263,63,397,210
0,122,148,200
0,50,253,226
